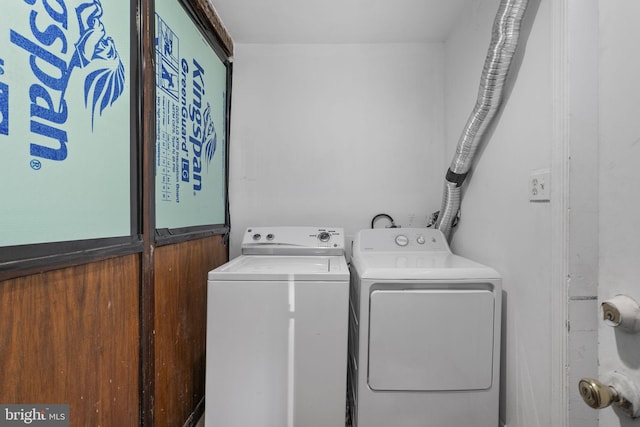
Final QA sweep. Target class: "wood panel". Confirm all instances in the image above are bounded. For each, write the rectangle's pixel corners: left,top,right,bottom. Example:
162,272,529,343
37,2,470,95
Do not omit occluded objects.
154,235,228,426
192,0,234,56
0,254,140,426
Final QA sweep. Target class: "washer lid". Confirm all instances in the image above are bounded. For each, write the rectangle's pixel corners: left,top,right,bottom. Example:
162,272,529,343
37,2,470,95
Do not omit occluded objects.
353,252,500,280
208,255,349,281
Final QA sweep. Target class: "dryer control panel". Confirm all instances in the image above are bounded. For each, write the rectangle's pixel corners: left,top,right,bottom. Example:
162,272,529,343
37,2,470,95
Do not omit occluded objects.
354,228,450,253
241,226,345,256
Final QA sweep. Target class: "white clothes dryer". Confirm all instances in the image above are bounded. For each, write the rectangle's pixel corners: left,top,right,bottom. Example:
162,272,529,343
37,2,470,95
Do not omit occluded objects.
348,228,502,427
206,227,349,427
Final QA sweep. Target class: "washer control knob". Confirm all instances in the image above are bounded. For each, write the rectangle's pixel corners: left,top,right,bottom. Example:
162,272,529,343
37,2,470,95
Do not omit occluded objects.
395,234,409,247
266,234,275,241
252,233,262,241
416,235,426,245
318,231,331,242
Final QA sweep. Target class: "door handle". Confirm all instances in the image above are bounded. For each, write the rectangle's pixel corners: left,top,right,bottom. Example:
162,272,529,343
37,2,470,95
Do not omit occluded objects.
579,378,618,409
578,372,640,418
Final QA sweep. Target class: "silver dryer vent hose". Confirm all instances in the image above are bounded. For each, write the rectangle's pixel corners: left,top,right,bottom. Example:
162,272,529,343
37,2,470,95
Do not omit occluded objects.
435,0,529,240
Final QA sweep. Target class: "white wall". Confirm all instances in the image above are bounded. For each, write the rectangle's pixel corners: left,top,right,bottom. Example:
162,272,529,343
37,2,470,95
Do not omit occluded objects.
228,43,445,257
443,1,556,426
598,1,640,426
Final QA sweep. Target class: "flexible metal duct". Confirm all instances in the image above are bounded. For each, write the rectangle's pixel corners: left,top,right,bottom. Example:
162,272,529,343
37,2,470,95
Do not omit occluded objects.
435,0,529,240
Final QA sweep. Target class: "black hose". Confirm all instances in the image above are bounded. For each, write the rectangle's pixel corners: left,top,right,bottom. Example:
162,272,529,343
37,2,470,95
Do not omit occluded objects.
371,213,397,229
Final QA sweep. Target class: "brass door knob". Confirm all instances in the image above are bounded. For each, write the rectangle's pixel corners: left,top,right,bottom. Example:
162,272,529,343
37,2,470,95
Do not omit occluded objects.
579,378,619,409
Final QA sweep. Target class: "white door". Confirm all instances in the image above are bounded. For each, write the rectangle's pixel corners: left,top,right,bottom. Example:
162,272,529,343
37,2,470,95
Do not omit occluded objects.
592,1,640,426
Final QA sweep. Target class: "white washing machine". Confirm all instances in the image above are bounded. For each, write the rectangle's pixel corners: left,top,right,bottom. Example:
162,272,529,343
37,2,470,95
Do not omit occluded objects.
206,226,349,427
348,228,502,427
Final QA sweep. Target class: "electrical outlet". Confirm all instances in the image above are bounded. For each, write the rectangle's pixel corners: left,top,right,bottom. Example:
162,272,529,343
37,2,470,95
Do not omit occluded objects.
530,169,550,202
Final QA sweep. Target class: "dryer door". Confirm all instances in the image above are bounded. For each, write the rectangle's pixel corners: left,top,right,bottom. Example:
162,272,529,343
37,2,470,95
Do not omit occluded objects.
368,287,495,391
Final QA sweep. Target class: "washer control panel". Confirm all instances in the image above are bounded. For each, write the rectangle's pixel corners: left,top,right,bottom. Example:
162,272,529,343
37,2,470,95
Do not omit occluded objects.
241,226,345,255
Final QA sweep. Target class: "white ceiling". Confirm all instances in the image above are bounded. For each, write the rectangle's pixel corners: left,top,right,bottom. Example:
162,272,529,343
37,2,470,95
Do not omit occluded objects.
209,0,468,44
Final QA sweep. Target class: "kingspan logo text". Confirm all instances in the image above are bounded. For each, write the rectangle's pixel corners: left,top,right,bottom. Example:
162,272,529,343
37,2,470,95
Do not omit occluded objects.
181,58,218,193
9,0,125,162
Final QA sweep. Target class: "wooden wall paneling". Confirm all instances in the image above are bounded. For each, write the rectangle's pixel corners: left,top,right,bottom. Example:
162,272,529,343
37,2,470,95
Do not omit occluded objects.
191,0,234,57
140,0,157,424
153,235,227,426
0,254,140,426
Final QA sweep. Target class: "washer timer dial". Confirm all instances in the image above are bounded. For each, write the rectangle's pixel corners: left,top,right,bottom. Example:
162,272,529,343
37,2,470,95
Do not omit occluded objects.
318,231,331,242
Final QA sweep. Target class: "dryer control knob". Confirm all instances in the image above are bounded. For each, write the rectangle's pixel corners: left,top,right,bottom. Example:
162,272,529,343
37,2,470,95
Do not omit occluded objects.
395,234,409,247
416,235,426,245
252,233,262,241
